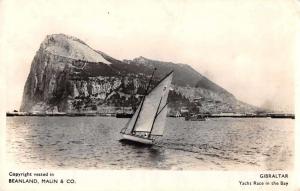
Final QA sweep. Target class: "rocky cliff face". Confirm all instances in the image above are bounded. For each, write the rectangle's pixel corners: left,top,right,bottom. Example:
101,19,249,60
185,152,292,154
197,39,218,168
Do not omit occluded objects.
20,34,258,113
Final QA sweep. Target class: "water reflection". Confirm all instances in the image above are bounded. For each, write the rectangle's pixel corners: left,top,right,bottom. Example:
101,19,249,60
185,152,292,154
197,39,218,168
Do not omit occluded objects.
147,146,165,162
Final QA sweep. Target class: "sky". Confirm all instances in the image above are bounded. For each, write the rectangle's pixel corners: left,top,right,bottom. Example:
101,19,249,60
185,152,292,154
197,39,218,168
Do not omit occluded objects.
1,0,298,112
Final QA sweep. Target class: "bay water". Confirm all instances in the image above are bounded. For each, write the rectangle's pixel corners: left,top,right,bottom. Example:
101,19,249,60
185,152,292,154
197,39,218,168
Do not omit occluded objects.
6,117,294,170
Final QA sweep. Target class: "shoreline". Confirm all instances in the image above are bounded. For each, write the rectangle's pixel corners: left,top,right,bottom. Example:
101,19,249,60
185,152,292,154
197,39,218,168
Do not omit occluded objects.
6,112,295,119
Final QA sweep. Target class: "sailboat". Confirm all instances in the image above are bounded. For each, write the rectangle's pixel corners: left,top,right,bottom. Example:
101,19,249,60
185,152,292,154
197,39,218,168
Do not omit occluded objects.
120,69,174,145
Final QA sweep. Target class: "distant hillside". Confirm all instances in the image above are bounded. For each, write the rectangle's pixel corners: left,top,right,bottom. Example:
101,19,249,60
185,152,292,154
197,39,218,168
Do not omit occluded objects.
20,34,259,114
123,57,234,96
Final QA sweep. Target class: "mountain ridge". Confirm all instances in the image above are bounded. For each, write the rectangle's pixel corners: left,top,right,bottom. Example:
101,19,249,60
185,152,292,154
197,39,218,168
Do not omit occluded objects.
20,34,259,114
125,56,234,97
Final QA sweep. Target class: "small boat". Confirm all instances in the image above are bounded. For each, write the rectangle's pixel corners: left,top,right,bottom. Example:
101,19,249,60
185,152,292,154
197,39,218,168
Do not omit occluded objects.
116,113,134,118
116,107,134,118
120,69,174,145
185,114,207,121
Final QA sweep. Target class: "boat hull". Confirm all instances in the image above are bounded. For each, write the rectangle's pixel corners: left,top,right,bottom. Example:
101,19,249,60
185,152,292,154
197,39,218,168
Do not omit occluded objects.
116,113,134,118
121,134,154,145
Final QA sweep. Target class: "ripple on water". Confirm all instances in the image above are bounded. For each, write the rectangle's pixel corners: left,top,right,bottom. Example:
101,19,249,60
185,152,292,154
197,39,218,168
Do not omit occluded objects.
6,117,294,170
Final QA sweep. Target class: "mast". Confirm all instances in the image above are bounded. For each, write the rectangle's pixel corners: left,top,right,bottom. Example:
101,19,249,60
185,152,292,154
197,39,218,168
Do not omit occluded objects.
130,68,157,133
145,70,174,96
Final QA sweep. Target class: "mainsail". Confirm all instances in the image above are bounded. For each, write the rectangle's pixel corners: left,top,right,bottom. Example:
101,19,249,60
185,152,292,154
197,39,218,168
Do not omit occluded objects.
122,102,142,134
150,106,168,136
129,71,173,136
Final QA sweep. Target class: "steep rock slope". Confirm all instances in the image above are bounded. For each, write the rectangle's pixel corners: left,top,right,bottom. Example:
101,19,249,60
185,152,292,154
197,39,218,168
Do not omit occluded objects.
20,34,258,113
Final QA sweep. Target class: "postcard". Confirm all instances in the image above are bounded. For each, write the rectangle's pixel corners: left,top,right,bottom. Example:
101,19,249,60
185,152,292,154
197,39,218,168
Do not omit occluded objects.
0,0,298,190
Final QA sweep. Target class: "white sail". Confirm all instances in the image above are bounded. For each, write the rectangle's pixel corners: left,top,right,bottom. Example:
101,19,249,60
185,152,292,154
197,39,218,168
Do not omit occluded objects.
150,105,168,136
123,102,142,134
134,72,173,133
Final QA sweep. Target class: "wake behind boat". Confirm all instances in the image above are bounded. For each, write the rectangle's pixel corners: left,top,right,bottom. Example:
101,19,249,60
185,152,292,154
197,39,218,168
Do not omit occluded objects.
120,69,174,145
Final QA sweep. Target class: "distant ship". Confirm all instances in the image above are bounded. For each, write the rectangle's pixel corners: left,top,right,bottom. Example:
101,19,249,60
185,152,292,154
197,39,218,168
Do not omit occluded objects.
120,69,173,145
116,113,134,118
185,114,207,121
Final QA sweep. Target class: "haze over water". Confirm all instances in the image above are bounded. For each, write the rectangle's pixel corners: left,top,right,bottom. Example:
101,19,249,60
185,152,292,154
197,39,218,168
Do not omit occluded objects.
6,117,293,170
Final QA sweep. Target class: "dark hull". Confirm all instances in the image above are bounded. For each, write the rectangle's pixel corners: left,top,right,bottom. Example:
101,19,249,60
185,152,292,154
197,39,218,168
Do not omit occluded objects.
116,113,134,118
